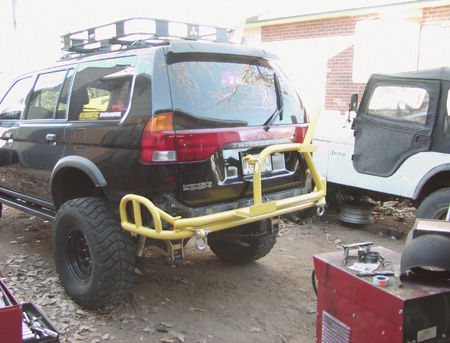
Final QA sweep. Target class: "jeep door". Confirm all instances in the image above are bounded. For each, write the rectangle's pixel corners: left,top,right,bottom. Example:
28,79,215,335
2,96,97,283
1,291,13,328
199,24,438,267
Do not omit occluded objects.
353,76,440,177
432,81,450,153
13,69,73,203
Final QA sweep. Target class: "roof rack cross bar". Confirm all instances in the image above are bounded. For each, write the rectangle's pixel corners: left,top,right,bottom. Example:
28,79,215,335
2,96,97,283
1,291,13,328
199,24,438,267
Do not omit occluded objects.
88,29,96,43
216,28,228,43
116,20,125,37
187,24,200,40
155,19,169,37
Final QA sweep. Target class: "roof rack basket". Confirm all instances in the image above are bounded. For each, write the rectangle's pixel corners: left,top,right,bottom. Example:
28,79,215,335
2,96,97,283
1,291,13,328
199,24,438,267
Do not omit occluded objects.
61,17,233,57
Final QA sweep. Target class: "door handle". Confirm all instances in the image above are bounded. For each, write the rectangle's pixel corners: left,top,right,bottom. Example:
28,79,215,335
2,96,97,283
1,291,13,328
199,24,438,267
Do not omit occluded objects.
46,134,56,143
414,135,429,146
4,132,13,139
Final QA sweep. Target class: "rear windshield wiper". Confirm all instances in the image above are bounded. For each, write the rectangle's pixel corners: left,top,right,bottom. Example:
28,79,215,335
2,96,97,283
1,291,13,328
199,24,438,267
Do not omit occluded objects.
263,73,284,132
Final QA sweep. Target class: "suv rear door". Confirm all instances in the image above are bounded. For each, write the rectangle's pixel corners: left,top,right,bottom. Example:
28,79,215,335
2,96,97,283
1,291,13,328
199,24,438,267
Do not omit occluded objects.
166,51,310,208
353,76,440,177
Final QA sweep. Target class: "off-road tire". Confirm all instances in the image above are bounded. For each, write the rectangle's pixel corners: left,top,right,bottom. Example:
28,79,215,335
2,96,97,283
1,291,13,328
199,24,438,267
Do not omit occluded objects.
52,197,135,309
208,219,277,264
416,188,450,220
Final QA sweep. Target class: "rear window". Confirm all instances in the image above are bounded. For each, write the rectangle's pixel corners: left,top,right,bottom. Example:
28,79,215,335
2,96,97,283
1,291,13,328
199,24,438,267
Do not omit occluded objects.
167,56,306,129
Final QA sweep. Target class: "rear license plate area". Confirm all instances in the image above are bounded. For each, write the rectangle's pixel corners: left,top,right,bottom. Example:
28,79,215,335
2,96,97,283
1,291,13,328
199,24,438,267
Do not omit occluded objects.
241,153,273,175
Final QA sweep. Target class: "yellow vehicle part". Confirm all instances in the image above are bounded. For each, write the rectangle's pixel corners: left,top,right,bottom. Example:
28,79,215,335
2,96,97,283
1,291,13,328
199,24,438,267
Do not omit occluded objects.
120,108,326,242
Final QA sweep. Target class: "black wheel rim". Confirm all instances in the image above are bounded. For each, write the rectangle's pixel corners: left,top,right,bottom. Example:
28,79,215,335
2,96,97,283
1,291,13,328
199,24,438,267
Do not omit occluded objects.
67,228,92,283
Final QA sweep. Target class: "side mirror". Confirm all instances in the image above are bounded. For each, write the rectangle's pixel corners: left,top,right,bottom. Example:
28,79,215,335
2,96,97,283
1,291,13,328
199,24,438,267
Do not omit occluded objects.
349,93,358,112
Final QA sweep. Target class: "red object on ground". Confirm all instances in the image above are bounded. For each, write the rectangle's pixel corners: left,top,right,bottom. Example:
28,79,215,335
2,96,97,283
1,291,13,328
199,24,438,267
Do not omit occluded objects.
313,247,450,343
0,279,22,343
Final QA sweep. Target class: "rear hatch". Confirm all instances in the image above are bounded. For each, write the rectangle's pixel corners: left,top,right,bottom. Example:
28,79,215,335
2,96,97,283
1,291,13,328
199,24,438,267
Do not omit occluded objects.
152,48,309,208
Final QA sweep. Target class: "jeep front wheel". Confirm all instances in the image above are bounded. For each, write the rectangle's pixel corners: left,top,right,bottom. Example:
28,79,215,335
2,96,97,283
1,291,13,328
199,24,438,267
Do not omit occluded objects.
207,219,278,264
416,188,450,220
52,197,135,309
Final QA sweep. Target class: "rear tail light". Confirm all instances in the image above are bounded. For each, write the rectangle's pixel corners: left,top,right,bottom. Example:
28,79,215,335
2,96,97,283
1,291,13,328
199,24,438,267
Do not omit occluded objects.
140,113,309,164
140,112,240,164
176,131,240,162
292,126,308,143
140,112,177,163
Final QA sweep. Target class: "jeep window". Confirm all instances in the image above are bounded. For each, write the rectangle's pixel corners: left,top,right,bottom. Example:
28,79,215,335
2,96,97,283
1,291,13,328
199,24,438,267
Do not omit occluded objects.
0,77,33,120
69,56,135,121
445,89,450,139
367,86,429,124
26,70,68,120
167,57,306,129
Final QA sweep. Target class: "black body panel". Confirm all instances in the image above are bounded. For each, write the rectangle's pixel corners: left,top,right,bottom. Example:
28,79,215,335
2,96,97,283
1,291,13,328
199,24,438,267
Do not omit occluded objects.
0,40,311,220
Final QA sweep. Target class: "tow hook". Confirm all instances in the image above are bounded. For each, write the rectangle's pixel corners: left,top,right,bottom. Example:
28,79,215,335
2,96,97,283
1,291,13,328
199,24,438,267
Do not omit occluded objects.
194,230,210,251
316,200,326,217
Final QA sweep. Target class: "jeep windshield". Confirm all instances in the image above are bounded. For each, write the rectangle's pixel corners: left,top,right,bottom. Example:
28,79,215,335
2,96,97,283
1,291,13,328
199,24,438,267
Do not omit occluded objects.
166,54,307,130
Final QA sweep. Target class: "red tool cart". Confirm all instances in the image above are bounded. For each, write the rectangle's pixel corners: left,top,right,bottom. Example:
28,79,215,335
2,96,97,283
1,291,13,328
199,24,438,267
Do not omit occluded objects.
0,280,59,342
313,246,450,343
0,279,22,343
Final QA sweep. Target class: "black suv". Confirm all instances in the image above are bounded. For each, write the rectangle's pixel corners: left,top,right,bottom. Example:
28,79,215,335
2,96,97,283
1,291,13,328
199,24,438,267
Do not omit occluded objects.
0,18,323,308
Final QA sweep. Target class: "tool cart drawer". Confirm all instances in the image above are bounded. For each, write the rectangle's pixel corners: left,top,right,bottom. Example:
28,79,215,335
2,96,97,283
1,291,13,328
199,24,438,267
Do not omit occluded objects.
22,302,59,342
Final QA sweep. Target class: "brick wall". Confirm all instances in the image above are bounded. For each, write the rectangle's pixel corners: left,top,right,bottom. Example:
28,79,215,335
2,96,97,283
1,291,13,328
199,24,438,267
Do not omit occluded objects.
325,46,366,112
261,15,373,41
422,4,450,28
260,5,450,114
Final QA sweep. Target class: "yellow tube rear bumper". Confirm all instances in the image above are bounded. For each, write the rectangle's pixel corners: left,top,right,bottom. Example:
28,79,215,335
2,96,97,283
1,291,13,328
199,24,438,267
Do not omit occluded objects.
120,109,326,241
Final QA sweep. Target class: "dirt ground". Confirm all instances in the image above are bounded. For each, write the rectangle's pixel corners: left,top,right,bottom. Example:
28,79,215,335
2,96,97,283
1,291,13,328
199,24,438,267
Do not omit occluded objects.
0,205,410,343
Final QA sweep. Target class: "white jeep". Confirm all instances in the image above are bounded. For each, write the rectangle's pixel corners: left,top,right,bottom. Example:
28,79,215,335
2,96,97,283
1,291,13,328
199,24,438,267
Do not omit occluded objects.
314,67,450,220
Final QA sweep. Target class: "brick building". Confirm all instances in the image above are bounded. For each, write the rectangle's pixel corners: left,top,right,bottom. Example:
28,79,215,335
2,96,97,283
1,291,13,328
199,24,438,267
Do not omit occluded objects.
244,0,450,115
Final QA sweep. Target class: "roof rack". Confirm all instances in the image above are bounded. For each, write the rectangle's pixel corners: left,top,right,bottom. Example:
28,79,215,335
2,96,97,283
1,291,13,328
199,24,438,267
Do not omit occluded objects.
61,17,233,57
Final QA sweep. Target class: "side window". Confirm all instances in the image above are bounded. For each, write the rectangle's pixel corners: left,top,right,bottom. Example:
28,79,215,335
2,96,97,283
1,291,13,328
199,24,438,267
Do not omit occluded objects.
367,86,429,125
69,56,135,121
0,77,33,119
26,70,68,120
56,69,74,119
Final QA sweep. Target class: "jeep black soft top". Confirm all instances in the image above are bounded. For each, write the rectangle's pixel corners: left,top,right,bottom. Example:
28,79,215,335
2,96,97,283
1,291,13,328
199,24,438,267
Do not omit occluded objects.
0,18,325,308
373,66,450,81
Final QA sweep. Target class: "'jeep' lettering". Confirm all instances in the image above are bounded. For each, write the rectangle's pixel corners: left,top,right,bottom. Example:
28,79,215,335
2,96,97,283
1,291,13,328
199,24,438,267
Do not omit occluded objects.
331,150,346,158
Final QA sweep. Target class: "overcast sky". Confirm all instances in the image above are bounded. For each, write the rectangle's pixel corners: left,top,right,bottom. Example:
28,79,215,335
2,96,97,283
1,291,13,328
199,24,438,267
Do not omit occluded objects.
0,0,276,86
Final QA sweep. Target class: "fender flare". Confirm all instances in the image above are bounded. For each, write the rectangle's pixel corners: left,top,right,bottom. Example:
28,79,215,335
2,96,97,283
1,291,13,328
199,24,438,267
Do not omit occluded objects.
51,155,107,189
412,163,450,200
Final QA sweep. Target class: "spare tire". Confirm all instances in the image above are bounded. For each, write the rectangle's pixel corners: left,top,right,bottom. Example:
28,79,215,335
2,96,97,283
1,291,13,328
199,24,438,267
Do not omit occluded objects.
208,219,278,264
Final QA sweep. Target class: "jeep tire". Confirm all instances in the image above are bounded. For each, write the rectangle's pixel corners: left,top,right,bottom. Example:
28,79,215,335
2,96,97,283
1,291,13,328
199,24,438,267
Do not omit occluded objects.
52,197,135,309
207,219,277,264
416,187,450,220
